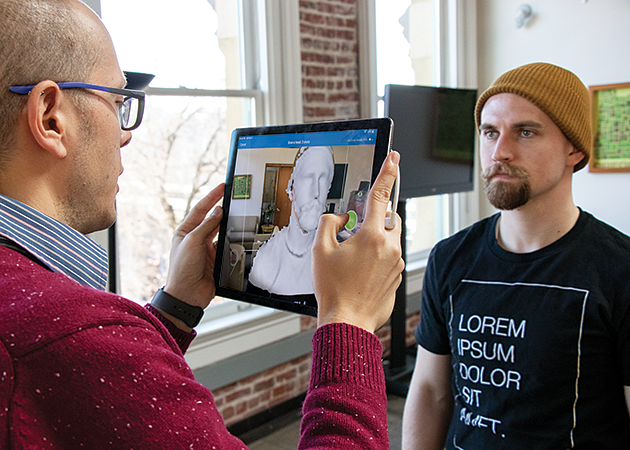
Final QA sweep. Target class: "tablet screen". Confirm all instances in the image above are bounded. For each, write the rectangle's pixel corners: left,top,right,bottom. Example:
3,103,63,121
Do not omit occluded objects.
214,118,393,316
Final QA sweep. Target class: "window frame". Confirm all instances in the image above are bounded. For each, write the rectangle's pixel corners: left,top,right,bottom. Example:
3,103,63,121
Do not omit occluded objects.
366,0,480,285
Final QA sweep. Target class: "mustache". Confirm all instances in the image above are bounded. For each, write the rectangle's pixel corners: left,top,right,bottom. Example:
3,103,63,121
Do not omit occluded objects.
481,163,529,183
295,202,326,217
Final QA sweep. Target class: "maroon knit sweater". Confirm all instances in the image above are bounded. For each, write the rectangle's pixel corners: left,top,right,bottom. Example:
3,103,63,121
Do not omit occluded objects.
0,246,388,449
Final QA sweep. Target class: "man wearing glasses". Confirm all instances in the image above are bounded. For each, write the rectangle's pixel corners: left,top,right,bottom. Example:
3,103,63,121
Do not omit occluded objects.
0,0,404,448
4,82,143,238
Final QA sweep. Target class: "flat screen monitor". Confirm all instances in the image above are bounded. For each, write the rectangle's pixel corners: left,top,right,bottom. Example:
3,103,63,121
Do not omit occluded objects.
384,84,477,199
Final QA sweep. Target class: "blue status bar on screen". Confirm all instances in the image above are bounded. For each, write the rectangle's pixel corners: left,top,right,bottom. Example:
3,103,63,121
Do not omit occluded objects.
238,129,378,149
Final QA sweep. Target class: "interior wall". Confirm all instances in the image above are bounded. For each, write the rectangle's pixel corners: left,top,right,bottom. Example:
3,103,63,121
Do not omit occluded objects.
476,0,630,234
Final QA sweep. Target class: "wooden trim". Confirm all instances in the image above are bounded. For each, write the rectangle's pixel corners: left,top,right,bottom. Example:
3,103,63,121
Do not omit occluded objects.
589,82,630,173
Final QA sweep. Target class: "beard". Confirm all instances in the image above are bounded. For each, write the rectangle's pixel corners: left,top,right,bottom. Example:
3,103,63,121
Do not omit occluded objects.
59,108,117,234
481,163,531,210
294,201,325,233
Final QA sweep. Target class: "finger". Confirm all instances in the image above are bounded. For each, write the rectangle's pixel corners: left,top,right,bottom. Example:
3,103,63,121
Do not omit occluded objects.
188,205,223,245
204,213,222,263
313,213,349,250
362,152,399,230
177,183,225,234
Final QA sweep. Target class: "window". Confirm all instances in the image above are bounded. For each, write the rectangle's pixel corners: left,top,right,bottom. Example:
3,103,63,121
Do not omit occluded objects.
374,0,447,259
101,0,260,308
373,0,478,262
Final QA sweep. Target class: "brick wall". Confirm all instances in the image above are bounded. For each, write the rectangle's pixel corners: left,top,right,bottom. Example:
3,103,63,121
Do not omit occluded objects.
300,0,360,122
214,354,312,427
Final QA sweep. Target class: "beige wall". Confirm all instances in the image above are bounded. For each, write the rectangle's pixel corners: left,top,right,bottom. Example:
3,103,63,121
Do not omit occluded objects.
476,0,630,233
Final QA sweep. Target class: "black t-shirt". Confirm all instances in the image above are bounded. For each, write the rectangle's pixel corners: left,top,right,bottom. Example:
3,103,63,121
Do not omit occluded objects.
416,210,630,449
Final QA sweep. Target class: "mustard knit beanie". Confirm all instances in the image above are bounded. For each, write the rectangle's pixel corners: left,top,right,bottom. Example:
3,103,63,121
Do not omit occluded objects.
475,62,592,172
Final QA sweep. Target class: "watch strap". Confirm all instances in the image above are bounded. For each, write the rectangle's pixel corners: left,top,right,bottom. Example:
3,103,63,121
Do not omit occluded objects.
150,288,204,328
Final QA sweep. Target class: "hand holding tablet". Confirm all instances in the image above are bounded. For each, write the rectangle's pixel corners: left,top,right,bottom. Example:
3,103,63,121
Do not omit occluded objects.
312,151,405,332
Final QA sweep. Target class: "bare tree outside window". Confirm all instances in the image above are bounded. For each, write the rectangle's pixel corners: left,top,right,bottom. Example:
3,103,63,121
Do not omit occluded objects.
117,96,230,302
102,0,250,304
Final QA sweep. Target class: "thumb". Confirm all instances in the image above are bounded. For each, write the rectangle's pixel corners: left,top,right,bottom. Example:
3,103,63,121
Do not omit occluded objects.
362,151,399,230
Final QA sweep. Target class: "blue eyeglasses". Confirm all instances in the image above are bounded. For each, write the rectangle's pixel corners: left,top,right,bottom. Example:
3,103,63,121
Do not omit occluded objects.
9,82,145,131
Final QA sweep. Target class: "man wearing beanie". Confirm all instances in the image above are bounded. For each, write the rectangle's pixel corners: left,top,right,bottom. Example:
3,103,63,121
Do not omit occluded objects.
402,62,630,449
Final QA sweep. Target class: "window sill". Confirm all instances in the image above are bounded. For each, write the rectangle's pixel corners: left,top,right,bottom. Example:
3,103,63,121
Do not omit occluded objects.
185,306,301,371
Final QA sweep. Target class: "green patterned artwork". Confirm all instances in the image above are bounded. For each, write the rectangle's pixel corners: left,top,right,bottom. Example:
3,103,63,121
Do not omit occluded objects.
232,174,251,199
591,83,630,172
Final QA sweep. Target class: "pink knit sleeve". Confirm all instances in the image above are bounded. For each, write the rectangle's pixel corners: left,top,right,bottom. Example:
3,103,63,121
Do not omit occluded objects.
299,323,389,449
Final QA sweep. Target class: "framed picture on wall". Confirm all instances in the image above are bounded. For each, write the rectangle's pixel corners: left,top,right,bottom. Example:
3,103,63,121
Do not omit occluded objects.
232,174,252,199
589,82,630,172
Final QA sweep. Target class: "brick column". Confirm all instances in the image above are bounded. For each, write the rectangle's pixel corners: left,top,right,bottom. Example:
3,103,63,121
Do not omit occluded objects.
300,0,360,122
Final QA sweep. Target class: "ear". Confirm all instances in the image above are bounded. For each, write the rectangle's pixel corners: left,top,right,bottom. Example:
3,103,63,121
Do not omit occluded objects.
286,177,294,200
567,145,586,169
26,81,70,159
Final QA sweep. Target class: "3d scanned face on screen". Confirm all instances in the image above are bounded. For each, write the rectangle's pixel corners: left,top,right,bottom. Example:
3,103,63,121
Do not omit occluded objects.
288,146,335,233
248,146,334,296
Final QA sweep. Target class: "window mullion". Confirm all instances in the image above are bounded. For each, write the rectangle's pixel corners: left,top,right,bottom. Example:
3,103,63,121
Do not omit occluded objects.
257,0,302,125
144,87,260,98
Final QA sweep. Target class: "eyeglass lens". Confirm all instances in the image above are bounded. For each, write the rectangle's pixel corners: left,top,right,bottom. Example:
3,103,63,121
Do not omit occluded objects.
119,97,138,129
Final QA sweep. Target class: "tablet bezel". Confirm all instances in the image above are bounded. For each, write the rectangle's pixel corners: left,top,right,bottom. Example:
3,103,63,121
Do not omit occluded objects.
214,118,393,317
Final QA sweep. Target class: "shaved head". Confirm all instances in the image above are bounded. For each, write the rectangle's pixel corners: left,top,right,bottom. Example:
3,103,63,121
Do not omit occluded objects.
0,0,103,163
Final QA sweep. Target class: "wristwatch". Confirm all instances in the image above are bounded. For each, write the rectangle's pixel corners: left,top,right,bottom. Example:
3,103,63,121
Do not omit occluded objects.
150,288,204,328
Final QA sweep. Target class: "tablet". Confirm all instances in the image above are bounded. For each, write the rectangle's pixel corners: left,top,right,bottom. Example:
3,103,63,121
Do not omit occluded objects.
214,118,394,317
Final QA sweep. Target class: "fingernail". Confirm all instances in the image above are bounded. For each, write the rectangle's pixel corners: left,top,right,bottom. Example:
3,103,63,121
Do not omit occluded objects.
211,206,222,216
391,151,400,165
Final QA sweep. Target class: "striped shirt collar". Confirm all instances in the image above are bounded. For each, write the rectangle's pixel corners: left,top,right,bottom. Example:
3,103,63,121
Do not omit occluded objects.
0,194,108,290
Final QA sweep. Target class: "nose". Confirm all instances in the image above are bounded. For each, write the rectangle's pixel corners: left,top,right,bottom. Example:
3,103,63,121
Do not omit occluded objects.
491,134,514,163
121,130,132,148
316,177,329,199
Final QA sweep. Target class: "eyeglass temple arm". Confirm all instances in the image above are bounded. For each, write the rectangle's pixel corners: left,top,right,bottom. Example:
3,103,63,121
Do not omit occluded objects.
9,83,144,98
